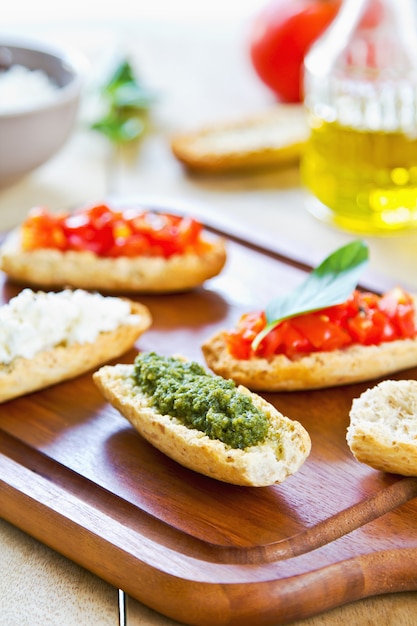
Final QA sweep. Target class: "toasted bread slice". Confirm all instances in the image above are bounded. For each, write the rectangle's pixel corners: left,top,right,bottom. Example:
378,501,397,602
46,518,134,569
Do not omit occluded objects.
347,379,417,476
0,229,226,293
0,290,151,403
170,105,309,173
93,360,311,487
202,325,417,391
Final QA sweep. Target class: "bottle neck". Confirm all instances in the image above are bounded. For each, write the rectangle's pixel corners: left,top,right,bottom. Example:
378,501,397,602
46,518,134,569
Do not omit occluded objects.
303,0,417,133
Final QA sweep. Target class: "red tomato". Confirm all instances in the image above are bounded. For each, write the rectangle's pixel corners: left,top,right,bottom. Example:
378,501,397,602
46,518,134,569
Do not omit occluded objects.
225,289,417,360
20,205,205,259
279,321,313,357
379,287,416,337
257,322,286,357
347,309,394,345
226,330,252,360
62,211,115,255
21,207,67,251
249,0,341,103
291,313,351,351
109,233,149,257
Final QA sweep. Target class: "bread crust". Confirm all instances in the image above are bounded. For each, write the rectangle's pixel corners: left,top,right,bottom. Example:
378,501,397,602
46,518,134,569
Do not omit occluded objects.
347,379,417,476
0,229,227,293
93,363,311,487
170,105,309,173
202,329,417,391
0,301,151,403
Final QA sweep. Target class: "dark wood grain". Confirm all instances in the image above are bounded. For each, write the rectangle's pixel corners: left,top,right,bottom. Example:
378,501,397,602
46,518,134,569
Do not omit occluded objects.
1,228,417,626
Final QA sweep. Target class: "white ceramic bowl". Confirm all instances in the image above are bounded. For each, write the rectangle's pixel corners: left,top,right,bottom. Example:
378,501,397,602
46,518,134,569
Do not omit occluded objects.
0,38,84,187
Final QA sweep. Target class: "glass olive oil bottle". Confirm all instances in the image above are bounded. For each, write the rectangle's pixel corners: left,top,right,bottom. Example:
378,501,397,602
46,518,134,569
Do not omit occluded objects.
302,0,417,235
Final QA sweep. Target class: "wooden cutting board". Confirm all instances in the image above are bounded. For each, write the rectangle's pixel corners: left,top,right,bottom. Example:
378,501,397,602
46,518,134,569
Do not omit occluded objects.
1,222,417,626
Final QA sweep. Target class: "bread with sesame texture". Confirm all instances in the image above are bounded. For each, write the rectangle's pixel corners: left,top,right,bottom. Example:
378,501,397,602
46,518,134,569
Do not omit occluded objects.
93,361,311,487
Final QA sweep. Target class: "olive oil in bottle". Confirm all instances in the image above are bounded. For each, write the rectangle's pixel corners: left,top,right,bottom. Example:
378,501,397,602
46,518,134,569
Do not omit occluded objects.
302,0,417,235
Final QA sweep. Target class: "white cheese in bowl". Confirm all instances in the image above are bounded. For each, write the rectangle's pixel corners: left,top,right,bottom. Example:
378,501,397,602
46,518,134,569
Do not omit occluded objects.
0,64,59,113
0,289,139,364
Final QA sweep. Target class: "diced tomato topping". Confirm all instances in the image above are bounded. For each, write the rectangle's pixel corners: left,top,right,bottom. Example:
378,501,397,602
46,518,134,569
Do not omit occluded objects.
21,207,67,251
291,313,352,351
226,330,253,360
225,288,417,360
20,204,205,259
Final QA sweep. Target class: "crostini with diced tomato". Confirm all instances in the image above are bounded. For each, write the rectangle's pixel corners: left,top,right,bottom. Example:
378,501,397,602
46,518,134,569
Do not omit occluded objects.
0,203,226,293
202,242,417,390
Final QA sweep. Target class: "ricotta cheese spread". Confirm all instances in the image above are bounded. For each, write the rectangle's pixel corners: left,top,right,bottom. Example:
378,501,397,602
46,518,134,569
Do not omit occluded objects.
0,64,59,114
0,288,139,364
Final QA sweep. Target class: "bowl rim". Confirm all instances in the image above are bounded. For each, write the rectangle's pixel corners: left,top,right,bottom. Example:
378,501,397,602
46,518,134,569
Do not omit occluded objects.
0,36,86,118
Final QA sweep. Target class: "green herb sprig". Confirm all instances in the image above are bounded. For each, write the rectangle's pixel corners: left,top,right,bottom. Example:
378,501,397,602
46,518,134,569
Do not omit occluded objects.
252,240,369,351
91,58,157,144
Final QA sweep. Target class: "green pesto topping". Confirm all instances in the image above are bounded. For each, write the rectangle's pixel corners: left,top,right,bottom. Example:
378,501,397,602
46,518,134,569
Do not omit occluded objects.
133,352,269,449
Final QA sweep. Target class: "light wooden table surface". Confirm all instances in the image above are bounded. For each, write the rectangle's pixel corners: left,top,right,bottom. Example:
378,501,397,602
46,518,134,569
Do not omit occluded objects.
1,14,417,626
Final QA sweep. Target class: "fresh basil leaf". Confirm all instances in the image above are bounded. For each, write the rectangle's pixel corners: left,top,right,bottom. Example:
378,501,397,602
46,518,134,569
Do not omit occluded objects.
111,83,157,109
252,240,369,351
104,60,136,93
116,117,145,142
91,57,157,144
91,115,145,143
